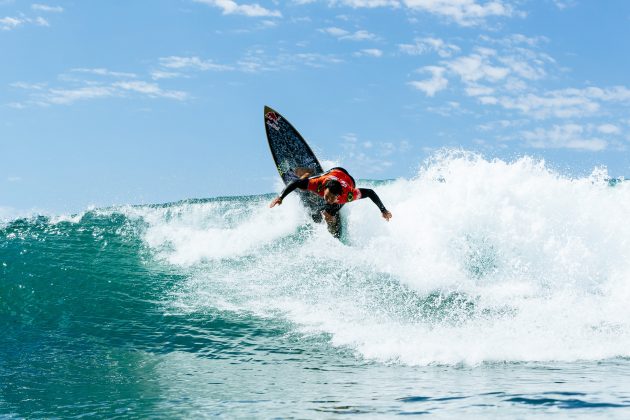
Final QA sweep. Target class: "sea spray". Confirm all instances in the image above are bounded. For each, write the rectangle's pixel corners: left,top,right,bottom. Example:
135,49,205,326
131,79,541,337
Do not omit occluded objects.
140,152,630,365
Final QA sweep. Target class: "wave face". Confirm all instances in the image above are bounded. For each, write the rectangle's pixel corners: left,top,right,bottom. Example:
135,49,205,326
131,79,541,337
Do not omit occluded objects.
3,152,630,372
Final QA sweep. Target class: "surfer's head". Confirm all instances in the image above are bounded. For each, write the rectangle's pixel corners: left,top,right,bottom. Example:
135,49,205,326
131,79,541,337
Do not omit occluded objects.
323,179,342,204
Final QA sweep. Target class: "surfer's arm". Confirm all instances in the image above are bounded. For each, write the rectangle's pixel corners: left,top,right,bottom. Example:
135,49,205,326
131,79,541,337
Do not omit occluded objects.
358,188,392,221
269,178,309,207
280,178,309,199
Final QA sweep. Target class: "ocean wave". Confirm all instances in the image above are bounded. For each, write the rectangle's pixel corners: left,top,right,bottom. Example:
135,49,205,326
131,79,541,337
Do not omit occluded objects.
3,151,630,366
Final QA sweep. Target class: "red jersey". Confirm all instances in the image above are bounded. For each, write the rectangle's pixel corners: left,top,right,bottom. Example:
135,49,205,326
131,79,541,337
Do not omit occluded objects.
307,168,362,204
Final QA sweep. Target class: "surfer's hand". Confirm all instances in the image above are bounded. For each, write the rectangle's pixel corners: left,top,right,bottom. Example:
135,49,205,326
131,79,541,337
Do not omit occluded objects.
270,197,282,208
382,210,392,221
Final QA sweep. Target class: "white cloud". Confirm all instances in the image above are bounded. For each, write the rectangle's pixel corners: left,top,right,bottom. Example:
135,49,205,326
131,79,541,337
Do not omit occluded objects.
552,0,576,10
113,81,188,101
12,68,191,107
1,14,49,30
489,87,630,119
44,86,116,105
447,51,510,84
405,36,584,120
320,26,348,37
340,132,398,173
194,0,282,17
402,0,516,26
521,124,608,151
409,66,449,96
311,0,517,26
465,83,495,96
332,0,400,8
234,48,345,71
344,29,377,41
10,81,47,90
399,37,461,57
293,52,344,67
498,55,546,80
598,124,621,135
480,33,549,48
33,16,48,26
72,68,138,78
151,70,182,80
320,26,378,41
354,48,383,57
7,176,22,182
0,16,23,30
159,56,234,71
31,4,64,13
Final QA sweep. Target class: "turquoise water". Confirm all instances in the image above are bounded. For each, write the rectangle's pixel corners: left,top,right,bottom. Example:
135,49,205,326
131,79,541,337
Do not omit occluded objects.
3,154,630,418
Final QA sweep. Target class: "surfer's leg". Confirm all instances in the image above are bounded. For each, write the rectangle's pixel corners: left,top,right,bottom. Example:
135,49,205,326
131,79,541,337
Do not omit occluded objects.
322,204,343,237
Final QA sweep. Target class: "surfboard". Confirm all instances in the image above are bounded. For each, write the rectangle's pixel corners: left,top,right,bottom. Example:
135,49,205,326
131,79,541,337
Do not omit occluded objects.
264,106,342,237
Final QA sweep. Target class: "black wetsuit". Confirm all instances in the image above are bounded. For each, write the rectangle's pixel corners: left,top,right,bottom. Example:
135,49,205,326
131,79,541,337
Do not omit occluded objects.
279,168,388,216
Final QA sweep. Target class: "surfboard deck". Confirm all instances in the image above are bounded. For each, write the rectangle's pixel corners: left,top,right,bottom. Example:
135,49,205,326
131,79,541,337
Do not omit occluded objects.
264,106,342,237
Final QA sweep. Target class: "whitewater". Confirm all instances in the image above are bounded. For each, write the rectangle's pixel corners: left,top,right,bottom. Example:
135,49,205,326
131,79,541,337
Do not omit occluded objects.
3,152,630,417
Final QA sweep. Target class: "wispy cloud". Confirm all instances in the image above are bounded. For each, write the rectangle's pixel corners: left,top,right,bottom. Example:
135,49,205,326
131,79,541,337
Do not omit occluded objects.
43,86,116,105
320,26,378,41
193,0,282,17
521,124,608,151
408,0,517,26
488,87,630,119
150,70,182,80
340,132,411,173
399,37,461,57
31,4,64,13
159,50,344,74
159,56,234,71
354,48,383,57
293,52,344,67
551,0,576,10
448,48,511,83
10,81,47,90
72,68,138,78
324,0,519,26
112,81,188,101
598,123,620,135
331,0,400,8
1,3,61,30
0,16,22,30
10,67,188,107
1,15,48,30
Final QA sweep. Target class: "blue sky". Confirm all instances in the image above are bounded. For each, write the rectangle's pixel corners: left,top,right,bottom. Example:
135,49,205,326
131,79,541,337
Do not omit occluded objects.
2,0,630,216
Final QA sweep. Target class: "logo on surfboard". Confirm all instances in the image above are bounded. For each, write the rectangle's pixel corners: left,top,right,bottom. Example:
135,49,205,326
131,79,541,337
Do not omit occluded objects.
265,111,281,131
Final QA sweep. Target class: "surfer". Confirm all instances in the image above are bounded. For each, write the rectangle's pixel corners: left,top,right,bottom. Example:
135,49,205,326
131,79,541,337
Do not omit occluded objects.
269,167,393,226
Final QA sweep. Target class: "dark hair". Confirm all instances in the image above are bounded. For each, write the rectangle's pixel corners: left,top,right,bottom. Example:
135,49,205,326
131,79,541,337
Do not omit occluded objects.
324,179,342,195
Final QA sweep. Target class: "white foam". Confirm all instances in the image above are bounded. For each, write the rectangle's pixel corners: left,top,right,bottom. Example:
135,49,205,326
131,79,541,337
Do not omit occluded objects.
137,196,308,265
142,152,630,365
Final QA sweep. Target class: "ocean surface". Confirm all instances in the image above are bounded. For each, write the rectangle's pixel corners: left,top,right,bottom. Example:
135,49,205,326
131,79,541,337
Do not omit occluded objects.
3,153,630,418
